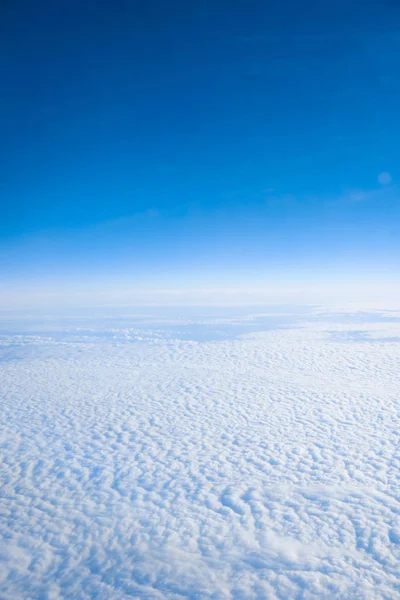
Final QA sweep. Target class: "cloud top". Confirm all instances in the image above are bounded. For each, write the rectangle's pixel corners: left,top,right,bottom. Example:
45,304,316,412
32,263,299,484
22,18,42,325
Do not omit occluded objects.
1,308,400,598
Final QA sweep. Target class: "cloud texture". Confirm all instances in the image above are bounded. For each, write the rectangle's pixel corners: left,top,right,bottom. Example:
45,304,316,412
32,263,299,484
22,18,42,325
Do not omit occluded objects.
1,308,400,598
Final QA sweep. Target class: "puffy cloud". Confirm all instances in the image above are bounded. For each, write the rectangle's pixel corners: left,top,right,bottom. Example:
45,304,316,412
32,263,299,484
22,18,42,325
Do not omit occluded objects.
1,308,400,598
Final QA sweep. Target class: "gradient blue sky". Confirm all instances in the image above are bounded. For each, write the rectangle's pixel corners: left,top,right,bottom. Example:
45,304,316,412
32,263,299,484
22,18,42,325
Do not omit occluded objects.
1,0,399,307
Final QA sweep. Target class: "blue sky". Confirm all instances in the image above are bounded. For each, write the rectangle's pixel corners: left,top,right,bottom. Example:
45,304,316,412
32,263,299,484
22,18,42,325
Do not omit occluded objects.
1,0,399,307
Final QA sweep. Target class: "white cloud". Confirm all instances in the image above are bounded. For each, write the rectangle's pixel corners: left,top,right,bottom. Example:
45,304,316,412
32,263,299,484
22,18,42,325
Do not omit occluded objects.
1,308,400,598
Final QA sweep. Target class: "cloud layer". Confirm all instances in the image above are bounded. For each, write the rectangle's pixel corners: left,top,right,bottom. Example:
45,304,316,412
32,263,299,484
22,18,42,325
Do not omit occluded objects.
1,308,400,598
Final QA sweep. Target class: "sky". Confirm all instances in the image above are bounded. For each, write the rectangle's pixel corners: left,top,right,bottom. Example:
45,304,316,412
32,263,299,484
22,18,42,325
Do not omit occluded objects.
1,0,399,308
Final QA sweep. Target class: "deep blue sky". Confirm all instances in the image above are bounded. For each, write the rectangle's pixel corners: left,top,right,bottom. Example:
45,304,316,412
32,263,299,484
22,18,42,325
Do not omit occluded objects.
1,0,399,306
